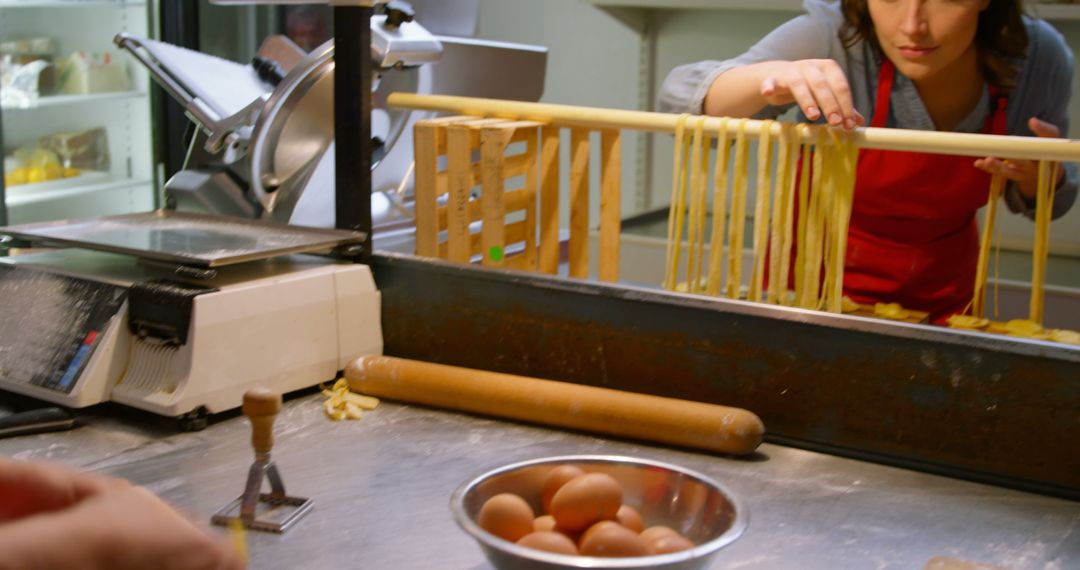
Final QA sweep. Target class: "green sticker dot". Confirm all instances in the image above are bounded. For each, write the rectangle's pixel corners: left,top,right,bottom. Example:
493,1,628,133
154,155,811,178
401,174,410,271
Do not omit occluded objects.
488,246,504,262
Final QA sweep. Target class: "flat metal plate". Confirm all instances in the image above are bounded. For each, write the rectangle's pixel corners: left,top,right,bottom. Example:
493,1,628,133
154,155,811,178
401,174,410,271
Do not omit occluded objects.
0,211,365,268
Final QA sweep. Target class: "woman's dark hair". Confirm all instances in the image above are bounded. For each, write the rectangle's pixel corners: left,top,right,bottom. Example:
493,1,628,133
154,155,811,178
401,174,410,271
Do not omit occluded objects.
839,0,1029,89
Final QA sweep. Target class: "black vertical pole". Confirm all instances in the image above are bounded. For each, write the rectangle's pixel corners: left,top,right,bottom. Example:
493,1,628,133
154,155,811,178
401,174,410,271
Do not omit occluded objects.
157,1,201,182
333,4,373,263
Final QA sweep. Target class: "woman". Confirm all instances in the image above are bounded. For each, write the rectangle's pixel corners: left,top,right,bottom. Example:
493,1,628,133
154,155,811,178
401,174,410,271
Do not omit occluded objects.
659,0,1077,320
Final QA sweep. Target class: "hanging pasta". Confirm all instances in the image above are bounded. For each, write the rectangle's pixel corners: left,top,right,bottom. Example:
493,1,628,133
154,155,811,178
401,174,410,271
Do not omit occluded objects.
663,114,691,291
1029,160,1056,324
726,120,751,299
767,123,799,305
825,129,857,314
705,118,732,296
685,117,711,293
795,128,828,309
971,173,1005,318
748,121,775,303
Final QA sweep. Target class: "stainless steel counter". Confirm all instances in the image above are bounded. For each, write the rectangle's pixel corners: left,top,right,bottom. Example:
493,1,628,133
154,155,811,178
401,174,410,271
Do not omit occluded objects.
1,393,1076,569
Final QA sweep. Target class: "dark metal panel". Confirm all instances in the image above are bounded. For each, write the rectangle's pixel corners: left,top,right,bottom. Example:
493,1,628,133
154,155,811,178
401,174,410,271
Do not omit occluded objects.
372,252,1080,499
157,1,201,180
333,5,373,261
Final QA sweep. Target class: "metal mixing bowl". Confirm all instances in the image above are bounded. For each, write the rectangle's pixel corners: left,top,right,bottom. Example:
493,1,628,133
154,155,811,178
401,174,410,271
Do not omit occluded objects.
450,455,747,570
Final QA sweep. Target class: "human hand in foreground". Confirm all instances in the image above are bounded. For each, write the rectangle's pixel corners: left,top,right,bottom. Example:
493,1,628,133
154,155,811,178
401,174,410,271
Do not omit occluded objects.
759,59,865,130
0,455,121,521
974,117,1065,199
0,457,245,570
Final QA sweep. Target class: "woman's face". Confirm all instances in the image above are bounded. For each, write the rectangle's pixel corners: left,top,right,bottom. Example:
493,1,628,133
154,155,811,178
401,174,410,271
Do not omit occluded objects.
868,0,989,83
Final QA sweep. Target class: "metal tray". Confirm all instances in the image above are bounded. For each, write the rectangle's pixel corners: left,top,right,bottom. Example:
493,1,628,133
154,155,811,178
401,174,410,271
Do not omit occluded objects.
0,210,365,268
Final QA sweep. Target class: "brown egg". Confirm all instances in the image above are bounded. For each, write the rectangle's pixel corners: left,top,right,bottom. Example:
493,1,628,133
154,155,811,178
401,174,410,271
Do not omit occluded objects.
579,522,652,557
534,514,583,544
578,520,623,547
615,505,645,533
650,533,696,554
549,473,623,531
540,465,585,514
517,531,579,555
477,493,535,543
639,525,679,545
533,515,557,532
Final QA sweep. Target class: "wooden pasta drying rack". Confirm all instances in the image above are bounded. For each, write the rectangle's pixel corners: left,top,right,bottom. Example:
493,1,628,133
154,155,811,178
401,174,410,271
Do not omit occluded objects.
398,93,1080,330
412,115,623,282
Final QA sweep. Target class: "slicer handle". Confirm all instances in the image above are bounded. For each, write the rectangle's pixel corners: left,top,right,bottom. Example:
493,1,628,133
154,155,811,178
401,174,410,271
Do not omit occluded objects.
243,388,282,456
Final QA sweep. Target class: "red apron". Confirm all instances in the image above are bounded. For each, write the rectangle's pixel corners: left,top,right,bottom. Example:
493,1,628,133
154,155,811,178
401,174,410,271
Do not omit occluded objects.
845,59,1008,321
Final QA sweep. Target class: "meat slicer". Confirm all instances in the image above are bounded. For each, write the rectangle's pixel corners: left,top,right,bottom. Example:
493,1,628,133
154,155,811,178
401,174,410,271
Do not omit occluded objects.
115,1,547,248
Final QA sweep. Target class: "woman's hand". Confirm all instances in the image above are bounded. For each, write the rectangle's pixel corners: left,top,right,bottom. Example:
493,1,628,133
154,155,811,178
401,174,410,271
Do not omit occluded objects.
974,117,1065,198
759,59,865,130
73,485,246,570
0,471,246,570
0,456,125,522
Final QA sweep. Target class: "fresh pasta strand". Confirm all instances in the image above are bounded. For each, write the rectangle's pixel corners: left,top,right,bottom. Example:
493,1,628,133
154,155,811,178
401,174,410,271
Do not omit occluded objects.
692,123,712,293
664,114,691,290
748,121,775,302
768,123,798,305
827,130,857,313
777,132,801,306
793,136,812,307
705,118,732,296
685,117,709,293
726,119,750,299
800,127,827,309
1029,160,1057,324
972,173,1005,317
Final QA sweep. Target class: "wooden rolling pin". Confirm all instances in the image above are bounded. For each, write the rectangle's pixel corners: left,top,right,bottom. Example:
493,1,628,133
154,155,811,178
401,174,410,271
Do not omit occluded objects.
345,355,765,456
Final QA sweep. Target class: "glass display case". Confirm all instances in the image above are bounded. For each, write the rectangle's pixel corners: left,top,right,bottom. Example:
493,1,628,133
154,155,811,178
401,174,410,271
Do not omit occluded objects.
0,0,157,226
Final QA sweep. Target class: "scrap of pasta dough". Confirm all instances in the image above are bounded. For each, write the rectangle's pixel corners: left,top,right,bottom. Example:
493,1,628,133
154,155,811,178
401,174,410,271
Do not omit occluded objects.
946,315,990,330
873,302,910,320
841,296,861,313
986,319,1046,339
322,378,379,421
1048,329,1080,345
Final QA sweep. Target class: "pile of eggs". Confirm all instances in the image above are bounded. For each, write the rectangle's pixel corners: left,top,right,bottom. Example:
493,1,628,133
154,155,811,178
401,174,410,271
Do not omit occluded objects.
476,465,696,558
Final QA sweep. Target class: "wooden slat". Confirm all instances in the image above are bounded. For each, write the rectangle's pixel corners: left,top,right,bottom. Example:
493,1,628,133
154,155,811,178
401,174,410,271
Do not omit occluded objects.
433,150,532,198
446,125,473,263
437,220,530,259
413,122,440,257
481,126,513,267
538,126,561,275
431,117,511,153
522,127,540,271
598,129,621,283
504,250,534,270
569,128,591,279
436,187,533,228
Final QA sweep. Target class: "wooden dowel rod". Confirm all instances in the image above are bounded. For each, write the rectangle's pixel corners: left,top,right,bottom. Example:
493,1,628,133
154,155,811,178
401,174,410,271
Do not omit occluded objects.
389,93,1080,162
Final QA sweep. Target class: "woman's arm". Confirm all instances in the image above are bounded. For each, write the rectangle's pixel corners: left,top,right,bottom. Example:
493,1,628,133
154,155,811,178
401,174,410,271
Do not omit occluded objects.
704,59,862,129
658,0,857,126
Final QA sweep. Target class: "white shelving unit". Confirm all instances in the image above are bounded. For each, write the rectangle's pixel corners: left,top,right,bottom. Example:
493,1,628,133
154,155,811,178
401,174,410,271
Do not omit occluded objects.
1,0,156,225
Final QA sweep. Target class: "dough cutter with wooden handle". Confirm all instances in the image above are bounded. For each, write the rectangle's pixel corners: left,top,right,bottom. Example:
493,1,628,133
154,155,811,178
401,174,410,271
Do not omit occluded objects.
212,388,313,533
346,355,765,456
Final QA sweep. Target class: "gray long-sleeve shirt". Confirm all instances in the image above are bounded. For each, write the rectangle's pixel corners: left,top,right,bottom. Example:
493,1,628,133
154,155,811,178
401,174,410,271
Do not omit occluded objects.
658,0,1077,219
